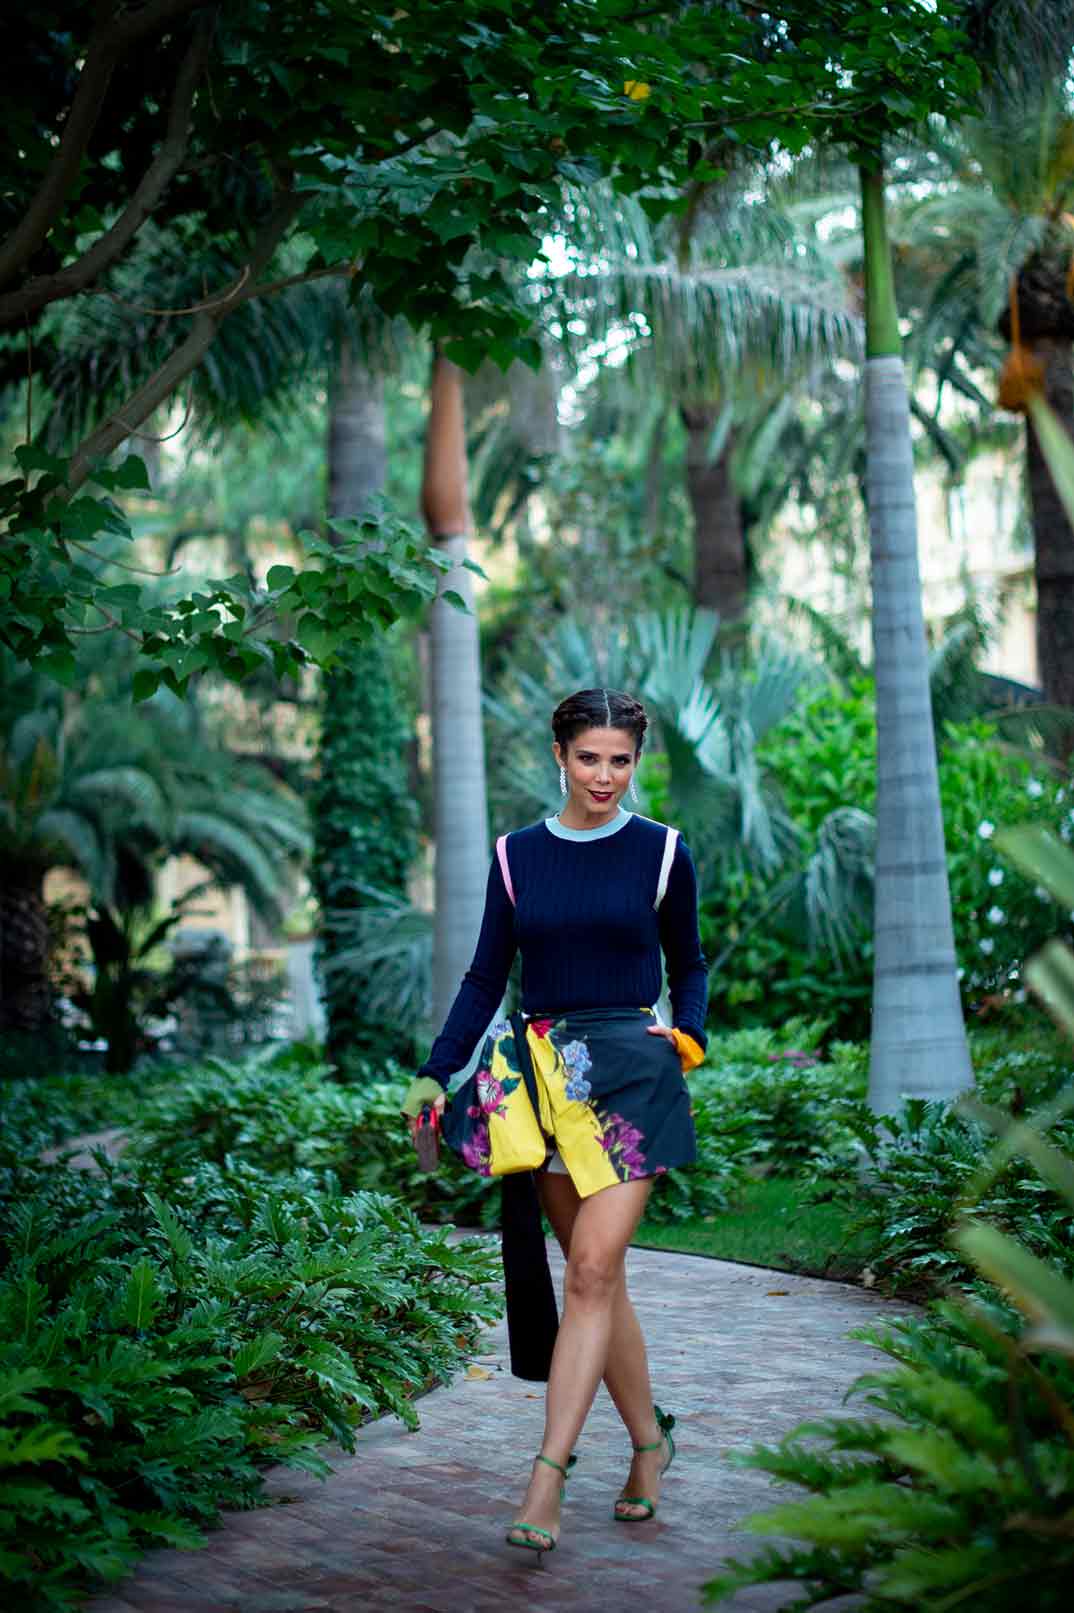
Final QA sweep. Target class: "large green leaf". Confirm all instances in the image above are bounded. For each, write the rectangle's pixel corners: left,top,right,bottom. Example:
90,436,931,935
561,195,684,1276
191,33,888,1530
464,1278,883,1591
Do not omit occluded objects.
994,823,1074,911
1025,940,1074,1040
1027,393,1074,530
953,1221,1074,1354
958,1095,1074,1212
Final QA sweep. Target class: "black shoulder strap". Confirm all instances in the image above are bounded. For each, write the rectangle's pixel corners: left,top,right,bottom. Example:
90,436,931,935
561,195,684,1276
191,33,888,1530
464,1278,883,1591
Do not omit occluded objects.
509,1010,545,1129
501,1011,558,1382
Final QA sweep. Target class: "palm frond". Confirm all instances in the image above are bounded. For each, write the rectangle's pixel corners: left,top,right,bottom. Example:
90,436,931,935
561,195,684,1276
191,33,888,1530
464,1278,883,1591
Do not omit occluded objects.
39,226,409,449
634,607,720,710
800,806,876,964
726,631,820,738
780,597,867,683
69,766,169,832
7,710,59,771
320,885,433,1026
213,784,311,856
171,811,283,916
544,617,636,692
33,808,108,891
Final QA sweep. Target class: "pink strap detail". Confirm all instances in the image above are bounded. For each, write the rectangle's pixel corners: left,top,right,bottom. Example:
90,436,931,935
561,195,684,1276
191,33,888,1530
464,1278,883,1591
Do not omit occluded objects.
655,825,679,908
496,834,516,906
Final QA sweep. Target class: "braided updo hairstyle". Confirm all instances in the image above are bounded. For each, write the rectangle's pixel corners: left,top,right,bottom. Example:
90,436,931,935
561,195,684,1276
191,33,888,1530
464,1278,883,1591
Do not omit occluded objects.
551,688,649,757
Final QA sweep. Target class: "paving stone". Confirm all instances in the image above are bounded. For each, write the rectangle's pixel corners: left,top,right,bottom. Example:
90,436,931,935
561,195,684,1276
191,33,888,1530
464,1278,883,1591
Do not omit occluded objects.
84,1242,897,1612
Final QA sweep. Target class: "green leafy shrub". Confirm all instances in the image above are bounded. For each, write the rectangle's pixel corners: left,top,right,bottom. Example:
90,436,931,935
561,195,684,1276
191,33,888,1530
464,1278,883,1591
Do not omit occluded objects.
703,778,1074,1610
117,1041,503,1228
0,1060,180,1157
704,1297,1074,1610
0,1132,500,1609
809,1097,1074,1295
694,1020,867,1173
938,718,1073,995
121,1040,746,1227
706,680,1071,1034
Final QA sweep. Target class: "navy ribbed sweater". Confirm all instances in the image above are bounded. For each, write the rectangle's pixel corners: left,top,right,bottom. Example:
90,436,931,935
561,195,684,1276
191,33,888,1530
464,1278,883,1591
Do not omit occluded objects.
417,808,709,1089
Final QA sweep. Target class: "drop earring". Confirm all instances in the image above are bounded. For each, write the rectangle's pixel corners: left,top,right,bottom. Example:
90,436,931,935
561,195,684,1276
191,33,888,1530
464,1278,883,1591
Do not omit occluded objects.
559,765,568,796
630,775,640,802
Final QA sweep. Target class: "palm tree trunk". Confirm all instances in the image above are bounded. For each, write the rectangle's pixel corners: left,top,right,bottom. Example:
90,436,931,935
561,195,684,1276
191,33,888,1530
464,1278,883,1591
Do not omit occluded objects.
680,403,748,621
428,537,491,1031
328,342,388,516
423,355,492,1036
0,871,52,1033
1025,335,1074,720
860,164,973,1114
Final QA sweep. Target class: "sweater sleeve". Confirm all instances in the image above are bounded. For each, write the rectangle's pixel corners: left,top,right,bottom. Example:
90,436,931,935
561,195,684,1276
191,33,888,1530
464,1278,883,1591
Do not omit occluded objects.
414,848,518,1089
657,835,709,1051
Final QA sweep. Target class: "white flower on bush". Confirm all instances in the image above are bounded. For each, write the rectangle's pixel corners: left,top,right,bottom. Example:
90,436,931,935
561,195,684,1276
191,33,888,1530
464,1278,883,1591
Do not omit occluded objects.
1026,777,1044,798
979,937,995,955
1035,885,1052,902
1013,988,1027,1004
988,868,1004,886
986,905,1005,924
978,819,995,839
956,966,966,981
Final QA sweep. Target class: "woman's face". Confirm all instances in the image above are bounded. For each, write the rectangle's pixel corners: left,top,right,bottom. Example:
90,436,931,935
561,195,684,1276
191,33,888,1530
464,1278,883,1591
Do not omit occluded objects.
553,726,638,812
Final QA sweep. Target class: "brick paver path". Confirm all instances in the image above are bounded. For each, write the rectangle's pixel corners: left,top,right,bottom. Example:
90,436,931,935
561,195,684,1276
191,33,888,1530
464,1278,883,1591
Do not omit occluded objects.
85,1237,904,1613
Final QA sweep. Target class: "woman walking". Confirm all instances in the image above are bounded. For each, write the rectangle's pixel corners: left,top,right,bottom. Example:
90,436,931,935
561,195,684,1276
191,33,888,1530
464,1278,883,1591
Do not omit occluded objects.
402,686,709,1558
402,352,708,1557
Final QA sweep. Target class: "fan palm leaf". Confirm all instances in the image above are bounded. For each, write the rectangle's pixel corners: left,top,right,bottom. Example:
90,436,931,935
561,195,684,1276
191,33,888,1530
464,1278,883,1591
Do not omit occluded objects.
319,885,433,1027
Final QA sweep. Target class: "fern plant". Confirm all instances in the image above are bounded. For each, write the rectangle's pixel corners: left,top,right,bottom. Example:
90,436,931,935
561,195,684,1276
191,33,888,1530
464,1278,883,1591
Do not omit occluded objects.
0,1044,501,1610
703,827,1074,1610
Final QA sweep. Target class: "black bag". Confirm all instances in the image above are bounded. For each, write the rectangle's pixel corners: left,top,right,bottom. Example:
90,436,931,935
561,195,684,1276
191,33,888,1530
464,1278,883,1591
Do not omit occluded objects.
441,1012,559,1382
501,1014,559,1381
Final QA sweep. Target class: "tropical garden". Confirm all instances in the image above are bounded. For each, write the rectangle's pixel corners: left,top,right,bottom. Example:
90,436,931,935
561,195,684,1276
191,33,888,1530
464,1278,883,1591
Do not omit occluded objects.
4,0,1074,1607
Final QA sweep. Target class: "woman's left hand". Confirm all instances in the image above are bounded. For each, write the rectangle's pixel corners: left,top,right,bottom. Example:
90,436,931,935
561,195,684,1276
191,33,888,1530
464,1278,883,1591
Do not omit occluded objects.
645,1024,677,1043
648,1022,706,1074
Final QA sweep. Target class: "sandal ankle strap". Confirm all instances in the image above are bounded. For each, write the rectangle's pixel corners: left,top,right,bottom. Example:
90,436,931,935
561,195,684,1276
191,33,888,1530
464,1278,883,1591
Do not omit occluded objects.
534,1453,569,1480
633,1403,677,1453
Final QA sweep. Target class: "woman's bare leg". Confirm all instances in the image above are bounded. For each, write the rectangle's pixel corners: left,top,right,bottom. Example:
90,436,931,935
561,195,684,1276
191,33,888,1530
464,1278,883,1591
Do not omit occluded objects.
539,1173,658,1435
508,1174,664,1545
533,1172,670,1523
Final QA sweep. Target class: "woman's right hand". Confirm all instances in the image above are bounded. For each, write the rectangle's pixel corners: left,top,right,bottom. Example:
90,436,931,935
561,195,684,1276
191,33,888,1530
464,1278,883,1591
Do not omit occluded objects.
400,1074,448,1123
406,1089,446,1143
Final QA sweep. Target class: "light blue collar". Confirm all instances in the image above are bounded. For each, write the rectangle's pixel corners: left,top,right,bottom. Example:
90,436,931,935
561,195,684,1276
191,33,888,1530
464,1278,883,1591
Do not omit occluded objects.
544,805,633,841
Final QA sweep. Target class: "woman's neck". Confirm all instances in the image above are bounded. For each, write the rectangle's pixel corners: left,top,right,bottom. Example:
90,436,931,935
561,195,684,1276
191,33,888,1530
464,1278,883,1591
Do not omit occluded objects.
557,799,626,832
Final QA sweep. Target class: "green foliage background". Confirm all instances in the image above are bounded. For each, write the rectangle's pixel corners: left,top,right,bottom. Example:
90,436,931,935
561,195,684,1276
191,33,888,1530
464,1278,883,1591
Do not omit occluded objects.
310,632,421,1071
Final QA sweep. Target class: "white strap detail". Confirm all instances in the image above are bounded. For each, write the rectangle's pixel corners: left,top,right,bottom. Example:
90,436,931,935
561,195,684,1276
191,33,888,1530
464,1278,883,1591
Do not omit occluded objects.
654,825,679,908
495,834,516,906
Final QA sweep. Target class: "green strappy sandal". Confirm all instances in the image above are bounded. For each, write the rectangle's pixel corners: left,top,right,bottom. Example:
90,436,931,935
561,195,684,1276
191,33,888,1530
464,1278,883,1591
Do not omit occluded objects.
506,1451,577,1561
613,1405,676,1523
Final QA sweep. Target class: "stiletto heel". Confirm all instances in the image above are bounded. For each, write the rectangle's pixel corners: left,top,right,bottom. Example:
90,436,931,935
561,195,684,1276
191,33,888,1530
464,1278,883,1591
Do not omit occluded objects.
613,1405,676,1522
506,1451,577,1561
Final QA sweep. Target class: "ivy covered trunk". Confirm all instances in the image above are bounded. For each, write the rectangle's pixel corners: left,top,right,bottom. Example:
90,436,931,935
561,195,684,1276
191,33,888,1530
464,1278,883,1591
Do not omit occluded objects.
859,164,972,1113
311,345,419,1072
